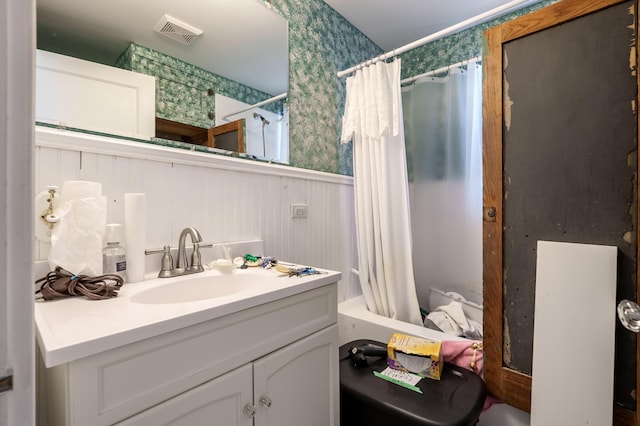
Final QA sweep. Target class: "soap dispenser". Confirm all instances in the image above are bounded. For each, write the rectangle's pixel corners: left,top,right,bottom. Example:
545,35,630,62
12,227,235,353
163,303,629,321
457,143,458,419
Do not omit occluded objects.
103,223,127,281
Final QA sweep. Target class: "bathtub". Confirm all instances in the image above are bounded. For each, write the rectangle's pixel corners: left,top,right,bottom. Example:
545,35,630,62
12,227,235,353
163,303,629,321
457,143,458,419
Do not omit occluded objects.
337,295,531,426
337,295,466,346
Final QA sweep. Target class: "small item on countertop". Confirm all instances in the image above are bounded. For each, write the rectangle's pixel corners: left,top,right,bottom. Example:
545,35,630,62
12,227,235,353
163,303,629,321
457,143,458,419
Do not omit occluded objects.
35,267,124,301
242,254,307,272
102,224,127,282
275,263,293,274
260,257,277,269
273,263,324,277
207,258,236,274
243,253,262,267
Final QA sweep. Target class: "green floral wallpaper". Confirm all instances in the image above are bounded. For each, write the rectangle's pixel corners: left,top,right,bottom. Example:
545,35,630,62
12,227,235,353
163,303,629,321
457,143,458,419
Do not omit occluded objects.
267,0,382,174
116,43,282,129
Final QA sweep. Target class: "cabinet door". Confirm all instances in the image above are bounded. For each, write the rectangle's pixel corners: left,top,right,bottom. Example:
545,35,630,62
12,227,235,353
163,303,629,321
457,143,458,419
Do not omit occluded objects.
253,325,339,426
116,364,253,426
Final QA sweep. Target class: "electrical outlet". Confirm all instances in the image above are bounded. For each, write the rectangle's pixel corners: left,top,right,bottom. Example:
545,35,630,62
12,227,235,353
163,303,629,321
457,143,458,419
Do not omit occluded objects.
291,203,308,219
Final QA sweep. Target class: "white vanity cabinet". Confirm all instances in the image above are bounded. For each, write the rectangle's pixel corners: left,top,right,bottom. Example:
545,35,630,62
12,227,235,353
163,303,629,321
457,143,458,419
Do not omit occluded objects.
118,363,254,426
253,325,337,426
119,325,337,426
38,284,339,426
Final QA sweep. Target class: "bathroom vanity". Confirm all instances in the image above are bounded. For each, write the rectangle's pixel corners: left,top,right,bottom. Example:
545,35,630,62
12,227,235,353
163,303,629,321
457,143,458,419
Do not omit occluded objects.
36,267,340,425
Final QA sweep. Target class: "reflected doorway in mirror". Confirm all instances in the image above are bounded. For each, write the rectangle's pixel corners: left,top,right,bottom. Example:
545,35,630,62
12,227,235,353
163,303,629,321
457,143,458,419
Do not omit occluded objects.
215,94,288,164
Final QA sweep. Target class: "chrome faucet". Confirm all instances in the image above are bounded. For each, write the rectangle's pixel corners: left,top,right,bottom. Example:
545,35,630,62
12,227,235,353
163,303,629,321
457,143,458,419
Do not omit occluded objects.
145,227,211,278
175,226,204,275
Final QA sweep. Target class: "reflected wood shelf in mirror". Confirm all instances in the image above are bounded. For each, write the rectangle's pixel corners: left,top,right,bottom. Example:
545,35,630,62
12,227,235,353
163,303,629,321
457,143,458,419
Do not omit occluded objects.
155,118,208,145
155,117,245,153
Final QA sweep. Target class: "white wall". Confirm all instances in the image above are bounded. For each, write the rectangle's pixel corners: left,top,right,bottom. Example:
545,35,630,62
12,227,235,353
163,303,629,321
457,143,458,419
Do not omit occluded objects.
34,126,359,302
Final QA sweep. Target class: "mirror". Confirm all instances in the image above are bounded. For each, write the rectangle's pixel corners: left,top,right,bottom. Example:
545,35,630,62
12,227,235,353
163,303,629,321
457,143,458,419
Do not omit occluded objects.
36,0,289,162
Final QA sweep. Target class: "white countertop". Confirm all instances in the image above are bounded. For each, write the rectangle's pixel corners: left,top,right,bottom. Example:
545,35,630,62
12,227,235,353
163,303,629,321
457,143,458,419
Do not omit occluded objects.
35,266,340,367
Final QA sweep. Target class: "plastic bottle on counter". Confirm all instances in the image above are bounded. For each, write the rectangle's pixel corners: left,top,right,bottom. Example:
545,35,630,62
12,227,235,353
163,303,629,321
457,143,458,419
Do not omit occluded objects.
103,223,127,281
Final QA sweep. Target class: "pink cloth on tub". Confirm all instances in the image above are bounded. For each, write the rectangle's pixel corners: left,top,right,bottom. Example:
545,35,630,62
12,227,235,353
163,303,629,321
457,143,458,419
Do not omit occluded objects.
441,340,499,410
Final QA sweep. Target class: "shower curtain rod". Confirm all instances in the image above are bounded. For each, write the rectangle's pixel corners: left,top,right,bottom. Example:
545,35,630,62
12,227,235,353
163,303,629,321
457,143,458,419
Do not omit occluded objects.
222,92,287,121
400,56,482,85
337,0,541,78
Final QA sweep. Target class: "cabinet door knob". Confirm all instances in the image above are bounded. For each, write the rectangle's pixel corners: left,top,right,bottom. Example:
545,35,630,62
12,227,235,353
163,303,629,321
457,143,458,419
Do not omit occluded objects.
243,404,256,418
259,396,273,408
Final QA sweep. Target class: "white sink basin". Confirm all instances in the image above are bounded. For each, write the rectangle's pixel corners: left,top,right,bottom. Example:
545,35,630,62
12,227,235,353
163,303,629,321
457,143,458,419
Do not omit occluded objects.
131,272,266,304
35,258,341,367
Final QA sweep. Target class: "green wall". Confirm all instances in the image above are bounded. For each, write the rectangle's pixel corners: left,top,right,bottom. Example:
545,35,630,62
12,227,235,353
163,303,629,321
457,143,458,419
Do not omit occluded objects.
116,43,281,130
269,0,381,174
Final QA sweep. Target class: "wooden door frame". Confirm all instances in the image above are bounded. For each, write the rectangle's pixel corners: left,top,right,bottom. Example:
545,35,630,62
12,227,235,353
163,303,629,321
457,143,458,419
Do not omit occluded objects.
482,0,638,423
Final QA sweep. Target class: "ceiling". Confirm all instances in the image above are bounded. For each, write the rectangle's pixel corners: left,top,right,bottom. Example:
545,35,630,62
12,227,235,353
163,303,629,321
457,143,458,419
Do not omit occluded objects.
324,0,544,52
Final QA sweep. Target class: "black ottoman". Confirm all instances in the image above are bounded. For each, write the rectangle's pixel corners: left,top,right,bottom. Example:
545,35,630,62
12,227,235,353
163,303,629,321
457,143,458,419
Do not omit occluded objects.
340,339,486,426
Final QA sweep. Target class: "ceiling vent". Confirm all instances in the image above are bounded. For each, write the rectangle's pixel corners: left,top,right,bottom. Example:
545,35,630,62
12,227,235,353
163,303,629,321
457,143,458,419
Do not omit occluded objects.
154,14,203,46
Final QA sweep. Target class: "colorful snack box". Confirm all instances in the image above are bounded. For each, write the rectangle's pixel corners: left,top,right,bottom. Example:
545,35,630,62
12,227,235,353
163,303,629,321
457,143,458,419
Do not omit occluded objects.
387,333,443,380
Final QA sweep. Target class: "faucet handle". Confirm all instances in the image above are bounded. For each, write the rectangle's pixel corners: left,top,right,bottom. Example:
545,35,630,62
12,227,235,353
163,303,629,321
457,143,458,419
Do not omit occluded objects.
161,245,174,269
149,245,174,278
190,243,204,273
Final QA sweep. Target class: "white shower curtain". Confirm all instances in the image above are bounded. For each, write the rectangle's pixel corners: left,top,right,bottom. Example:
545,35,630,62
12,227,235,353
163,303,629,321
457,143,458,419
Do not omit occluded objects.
402,63,483,307
341,59,422,325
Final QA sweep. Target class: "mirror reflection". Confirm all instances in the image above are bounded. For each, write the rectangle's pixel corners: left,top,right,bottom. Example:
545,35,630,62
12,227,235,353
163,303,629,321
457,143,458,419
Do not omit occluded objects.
36,0,289,163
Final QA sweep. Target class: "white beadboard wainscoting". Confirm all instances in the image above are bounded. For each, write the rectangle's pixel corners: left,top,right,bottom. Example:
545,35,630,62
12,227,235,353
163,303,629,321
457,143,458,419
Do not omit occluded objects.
34,126,359,301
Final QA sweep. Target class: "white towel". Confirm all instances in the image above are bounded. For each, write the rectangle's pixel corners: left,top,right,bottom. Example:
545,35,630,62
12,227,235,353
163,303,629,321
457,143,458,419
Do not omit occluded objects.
424,301,483,339
48,195,107,276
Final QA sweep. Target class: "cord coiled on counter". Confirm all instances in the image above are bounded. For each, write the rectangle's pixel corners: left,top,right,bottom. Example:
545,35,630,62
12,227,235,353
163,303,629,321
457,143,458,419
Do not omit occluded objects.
35,267,124,301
